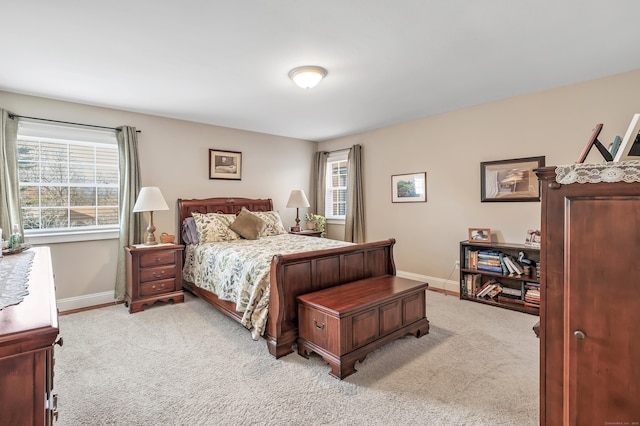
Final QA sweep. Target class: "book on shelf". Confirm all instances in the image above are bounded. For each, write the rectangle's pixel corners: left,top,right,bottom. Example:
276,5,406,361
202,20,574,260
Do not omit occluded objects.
501,287,522,297
485,284,503,298
503,256,525,277
464,273,482,297
475,280,495,297
497,295,525,305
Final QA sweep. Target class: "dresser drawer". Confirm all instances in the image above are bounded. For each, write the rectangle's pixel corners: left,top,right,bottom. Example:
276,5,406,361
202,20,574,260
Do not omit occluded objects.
140,264,176,283
139,278,176,296
140,250,176,267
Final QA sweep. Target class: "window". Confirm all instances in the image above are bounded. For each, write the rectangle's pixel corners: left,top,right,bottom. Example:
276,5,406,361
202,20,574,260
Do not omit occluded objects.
16,121,119,239
324,151,348,220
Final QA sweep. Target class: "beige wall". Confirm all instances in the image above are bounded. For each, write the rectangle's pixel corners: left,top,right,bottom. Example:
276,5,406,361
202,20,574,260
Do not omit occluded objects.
3,69,639,306
0,91,315,310
320,69,640,292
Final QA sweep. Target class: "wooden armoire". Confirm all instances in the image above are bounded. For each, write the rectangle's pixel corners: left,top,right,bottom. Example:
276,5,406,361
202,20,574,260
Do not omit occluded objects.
536,165,640,425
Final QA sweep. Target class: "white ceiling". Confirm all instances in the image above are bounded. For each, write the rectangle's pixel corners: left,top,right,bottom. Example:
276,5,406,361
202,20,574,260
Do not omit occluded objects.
2,1,640,142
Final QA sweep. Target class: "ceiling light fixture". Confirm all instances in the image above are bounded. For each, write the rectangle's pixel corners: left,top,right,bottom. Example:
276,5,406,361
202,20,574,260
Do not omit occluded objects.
288,66,328,89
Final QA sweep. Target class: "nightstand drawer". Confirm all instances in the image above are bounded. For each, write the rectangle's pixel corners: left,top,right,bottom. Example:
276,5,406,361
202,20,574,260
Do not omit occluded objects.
139,278,176,296
140,250,176,267
140,264,176,283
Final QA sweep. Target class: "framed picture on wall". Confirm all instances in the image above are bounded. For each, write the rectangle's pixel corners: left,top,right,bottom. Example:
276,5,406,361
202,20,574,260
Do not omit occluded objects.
391,172,426,203
209,149,242,180
480,156,545,202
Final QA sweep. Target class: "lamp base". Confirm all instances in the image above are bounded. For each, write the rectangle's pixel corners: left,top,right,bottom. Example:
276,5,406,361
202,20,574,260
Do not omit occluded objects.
143,212,158,245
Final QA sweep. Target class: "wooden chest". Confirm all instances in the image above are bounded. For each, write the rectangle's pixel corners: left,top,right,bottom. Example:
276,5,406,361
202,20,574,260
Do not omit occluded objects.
297,274,429,379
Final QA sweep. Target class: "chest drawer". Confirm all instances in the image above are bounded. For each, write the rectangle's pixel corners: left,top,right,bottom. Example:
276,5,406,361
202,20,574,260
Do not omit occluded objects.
140,250,176,267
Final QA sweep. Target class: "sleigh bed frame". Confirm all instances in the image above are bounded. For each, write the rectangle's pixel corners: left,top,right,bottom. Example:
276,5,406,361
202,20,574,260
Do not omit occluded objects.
177,197,396,358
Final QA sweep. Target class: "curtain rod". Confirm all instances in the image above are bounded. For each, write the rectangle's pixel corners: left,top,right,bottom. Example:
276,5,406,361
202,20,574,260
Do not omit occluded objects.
7,113,141,133
326,148,350,154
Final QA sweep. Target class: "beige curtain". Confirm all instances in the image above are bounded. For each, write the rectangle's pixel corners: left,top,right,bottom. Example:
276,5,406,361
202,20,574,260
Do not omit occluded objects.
0,109,21,241
345,144,365,243
312,151,328,215
114,126,141,300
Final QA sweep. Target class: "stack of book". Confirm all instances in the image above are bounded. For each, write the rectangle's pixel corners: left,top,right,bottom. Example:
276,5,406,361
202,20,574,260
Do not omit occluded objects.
524,282,540,307
476,280,503,299
476,250,503,273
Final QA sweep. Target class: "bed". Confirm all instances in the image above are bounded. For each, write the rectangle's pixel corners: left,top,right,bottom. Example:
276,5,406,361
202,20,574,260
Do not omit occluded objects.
177,197,396,358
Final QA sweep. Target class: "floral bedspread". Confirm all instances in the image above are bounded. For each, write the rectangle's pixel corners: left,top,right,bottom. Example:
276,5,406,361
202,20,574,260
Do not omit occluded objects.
183,234,352,339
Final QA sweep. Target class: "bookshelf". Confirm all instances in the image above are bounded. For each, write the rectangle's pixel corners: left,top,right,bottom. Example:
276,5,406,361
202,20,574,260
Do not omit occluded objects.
459,240,540,315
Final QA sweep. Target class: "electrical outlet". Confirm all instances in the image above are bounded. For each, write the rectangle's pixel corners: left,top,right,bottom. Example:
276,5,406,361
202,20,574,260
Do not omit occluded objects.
455,260,460,268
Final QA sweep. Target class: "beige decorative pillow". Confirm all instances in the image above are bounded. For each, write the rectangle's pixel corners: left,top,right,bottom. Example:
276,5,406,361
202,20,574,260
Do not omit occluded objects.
253,211,288,236
191,212,240,243
228,208,266,240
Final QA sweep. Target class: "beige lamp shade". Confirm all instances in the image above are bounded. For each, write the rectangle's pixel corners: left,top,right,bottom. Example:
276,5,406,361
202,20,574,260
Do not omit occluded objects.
133,187,169,212
286,190,310,208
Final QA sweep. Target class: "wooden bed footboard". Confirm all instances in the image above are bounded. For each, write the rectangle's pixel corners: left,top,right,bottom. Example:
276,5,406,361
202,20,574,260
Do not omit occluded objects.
266,238,396,358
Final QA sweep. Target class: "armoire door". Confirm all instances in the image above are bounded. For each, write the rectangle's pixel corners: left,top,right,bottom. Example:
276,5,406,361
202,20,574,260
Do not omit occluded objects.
563,195,640,424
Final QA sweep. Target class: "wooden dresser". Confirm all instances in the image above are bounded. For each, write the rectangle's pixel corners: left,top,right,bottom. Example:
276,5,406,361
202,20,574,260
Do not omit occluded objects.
536,166,640,425
0,247,60,425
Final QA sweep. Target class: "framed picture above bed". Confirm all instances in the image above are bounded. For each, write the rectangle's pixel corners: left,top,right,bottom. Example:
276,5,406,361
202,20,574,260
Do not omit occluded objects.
209,149,242,180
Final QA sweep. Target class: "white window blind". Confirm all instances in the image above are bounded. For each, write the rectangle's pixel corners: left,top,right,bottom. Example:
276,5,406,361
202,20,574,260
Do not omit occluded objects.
325,150,348,220
16,121,119,238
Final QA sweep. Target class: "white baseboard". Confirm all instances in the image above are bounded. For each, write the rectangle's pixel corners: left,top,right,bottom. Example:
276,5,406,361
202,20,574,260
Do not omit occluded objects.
396,270,460,294
56,273,458,312
57,291,118,312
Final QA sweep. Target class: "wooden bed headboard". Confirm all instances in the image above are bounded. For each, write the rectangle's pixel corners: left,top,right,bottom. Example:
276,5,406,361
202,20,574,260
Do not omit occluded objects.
177,197,274,245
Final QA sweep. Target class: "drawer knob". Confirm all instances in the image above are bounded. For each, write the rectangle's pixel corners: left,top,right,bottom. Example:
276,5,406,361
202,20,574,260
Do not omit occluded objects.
55,337,64,347
574,330,586,340
152,283,166,291
155,257,161,263
152,271,166,278
313,319,325,330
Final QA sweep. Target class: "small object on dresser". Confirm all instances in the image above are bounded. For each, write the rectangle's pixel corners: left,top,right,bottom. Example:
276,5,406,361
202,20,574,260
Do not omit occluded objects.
9,224,22,249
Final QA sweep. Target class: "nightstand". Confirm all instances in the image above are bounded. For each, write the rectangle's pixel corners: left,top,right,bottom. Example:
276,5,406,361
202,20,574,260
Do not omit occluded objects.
289,230,322,237
124,244,184,313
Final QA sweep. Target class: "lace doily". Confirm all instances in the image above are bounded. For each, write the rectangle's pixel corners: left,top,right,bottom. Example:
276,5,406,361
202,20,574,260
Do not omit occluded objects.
0,249,35,310
555,160,640,184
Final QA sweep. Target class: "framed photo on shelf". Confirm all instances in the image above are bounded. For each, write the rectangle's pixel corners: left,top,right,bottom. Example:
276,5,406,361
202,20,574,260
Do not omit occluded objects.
480,156,545,202
209,149,242,180
525,229,541,248
613,113,640,162
468,228,491,243
391,172,426,203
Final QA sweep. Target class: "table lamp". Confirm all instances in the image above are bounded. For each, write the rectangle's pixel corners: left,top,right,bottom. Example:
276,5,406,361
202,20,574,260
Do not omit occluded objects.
133,186,169,245
286,189,310,228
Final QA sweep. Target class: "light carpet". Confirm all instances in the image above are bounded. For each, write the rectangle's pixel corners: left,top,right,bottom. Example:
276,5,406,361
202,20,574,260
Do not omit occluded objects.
55,291,540,425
